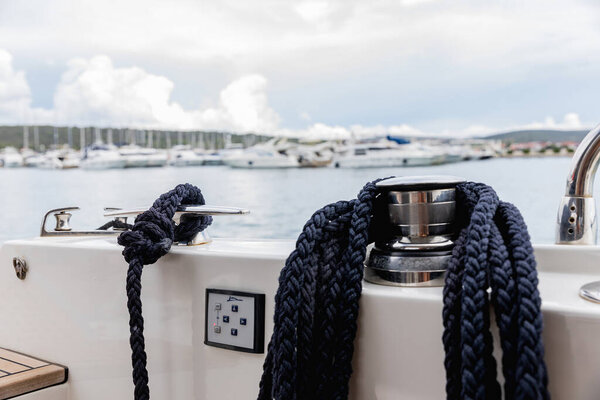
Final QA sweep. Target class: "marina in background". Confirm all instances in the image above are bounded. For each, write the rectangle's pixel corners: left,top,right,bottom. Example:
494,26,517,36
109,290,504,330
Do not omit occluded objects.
0,155,577,245
0,125,583,170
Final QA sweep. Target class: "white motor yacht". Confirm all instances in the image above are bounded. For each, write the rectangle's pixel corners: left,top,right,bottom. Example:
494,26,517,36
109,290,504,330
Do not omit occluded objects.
333,140,443,168
441,144,470,163
80,144,127,169
0,147,24,167
222,139,300,169
21,149,46,168
196,150,223,166
38,148,80,169
222,149,299,168
169,145,206,167
119,145,168,168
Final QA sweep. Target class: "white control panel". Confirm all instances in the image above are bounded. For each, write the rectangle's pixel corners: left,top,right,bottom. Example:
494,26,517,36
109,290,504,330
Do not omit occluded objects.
204,289,265,353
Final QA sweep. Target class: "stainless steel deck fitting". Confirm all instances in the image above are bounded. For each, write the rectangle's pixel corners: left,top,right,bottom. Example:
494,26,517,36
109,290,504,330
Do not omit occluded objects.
554,123,600,303
104,205,249,245
40,207,120,237
364,175,466,287
556,124,600,245
40,205,249,245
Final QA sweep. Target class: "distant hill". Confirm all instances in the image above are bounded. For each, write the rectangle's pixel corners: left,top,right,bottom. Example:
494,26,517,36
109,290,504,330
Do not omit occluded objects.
484,129,589,143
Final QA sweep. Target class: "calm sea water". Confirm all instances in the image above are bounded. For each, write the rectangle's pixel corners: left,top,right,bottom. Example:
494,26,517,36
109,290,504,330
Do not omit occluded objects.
0,157,578,244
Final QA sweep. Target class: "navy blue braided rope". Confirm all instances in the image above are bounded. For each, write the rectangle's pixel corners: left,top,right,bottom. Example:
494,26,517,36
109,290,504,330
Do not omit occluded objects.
259,179,549,400
258,179,382,400
443,182,549,400
117,183,212,400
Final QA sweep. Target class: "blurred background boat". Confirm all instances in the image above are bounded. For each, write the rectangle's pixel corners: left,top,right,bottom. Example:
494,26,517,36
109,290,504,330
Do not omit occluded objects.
80,144,127,169
120,145,168,168
0,147,24,168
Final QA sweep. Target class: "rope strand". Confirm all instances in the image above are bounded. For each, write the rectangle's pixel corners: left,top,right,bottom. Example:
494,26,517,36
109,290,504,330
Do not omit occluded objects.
118,183,212,400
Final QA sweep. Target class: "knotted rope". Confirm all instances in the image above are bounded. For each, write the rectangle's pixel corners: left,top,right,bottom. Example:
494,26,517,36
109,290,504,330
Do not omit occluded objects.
118,183,212,400
258,179,549,400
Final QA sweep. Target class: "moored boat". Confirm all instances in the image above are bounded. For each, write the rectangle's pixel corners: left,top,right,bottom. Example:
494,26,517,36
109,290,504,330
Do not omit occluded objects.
169,145,206,167
0,147,24,167
222,139,300,169
38,148,80,169
119,145,168,168
80,144,127,169
333,140,443,168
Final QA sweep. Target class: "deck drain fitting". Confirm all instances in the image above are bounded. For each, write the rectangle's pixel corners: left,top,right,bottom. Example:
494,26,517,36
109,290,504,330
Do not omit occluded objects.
364,175,466,287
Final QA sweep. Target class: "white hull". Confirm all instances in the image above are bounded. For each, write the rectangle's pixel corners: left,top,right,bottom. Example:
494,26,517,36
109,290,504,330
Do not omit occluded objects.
80,159,127,169
122,154,168,168
169,148,206,167
2,155,23,168
224,155,299,169
171,158,205,167
334,154,443,168
120,147,168,168
24,155,46,168
0,237,598,399
81,146,126,169
2,160,23,168
201,154,223,166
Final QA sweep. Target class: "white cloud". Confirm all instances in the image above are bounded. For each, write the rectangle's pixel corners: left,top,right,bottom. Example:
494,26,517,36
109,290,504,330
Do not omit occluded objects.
295,1,336,24
1,1,600,139
2,52,280,132
444,113,588,138
0,49,51,123
52,56,282,131
0,50,594,141
279,113,591,140
279,123,350,140
3,0,599,72
216,74,280,132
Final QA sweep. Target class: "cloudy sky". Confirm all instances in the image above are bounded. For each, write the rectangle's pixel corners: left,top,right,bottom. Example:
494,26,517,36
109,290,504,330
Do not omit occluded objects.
0,0,599,138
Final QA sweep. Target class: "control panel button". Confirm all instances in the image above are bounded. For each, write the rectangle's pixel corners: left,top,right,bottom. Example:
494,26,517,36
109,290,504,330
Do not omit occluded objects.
215,303,221,311
240,318,247,325
231,305,239,312
223,316,229,323
231,328,238,336
214,326,221,334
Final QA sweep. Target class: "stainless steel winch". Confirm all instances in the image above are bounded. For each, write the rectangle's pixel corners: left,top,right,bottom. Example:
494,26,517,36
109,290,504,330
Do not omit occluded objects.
364,175,466,287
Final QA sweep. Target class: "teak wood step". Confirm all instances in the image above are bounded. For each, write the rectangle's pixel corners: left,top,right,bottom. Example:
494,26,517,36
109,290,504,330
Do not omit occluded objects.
0,348,67,399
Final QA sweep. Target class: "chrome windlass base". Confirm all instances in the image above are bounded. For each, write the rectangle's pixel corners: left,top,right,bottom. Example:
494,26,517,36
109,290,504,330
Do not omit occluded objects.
364,268,446,287
364,175,465,287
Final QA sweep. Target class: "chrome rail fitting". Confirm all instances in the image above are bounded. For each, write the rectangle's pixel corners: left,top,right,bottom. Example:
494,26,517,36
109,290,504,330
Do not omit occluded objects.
556,123,600,245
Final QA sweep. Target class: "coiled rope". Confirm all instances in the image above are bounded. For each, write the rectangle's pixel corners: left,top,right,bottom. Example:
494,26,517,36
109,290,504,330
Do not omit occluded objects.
118,183,212,400
117,180,549,400
258,179,549,400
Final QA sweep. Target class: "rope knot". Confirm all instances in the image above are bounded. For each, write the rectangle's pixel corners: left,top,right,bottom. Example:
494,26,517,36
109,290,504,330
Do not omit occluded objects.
118,208,175,264
118,230,173,265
